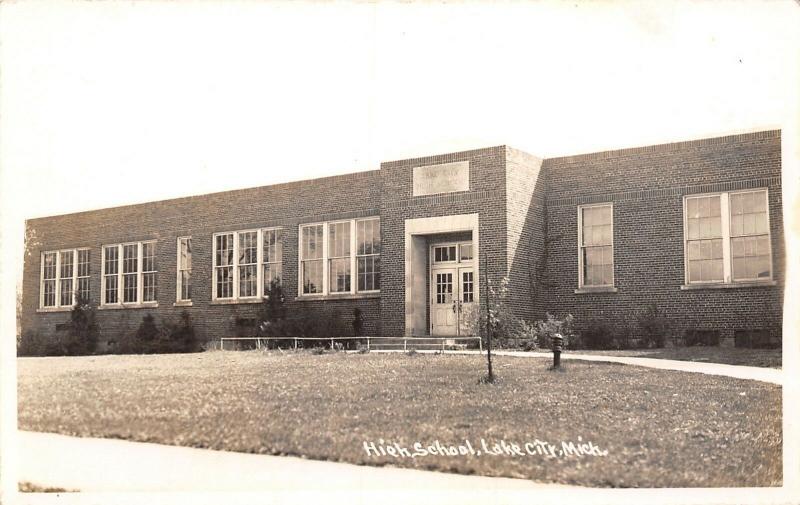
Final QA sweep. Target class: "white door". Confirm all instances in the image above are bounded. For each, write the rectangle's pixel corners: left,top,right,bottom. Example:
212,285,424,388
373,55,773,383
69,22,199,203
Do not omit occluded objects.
431,269,458,336
458,267,475,335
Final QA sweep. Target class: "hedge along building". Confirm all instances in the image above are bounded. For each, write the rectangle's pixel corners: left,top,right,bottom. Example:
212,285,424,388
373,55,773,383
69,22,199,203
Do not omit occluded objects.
21,129,784,349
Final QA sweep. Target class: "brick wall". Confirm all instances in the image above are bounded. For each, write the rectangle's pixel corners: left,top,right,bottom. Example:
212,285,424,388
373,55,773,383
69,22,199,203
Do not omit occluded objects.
22,170,383,348
505,147,545,323
379,146,510,336
536,130,784,345
21,130,785,349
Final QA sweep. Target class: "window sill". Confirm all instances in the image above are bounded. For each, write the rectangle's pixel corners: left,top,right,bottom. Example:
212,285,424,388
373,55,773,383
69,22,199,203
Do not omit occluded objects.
680,280,777,290
574,286,618,294
37,306,73,313
210,298,264,305
295,292,381,301
98,303,159,310
173,301,193,307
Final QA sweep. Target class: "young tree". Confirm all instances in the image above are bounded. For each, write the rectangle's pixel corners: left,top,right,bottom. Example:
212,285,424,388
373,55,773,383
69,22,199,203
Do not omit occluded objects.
258,278,287,337
482,254,495,383
66,293,99,355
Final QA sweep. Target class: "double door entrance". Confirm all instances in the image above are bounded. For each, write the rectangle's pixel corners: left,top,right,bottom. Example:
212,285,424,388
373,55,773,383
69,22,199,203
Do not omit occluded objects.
430,242,475,336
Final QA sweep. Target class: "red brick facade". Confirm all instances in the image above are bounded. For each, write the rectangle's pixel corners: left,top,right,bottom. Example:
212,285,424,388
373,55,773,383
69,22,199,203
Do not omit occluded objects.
21,130,783,349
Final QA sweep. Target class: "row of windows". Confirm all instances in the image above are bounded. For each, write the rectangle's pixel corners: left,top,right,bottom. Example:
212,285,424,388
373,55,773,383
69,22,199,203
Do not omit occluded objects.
578,189,773,289
40,217,381,309
38,189,773,308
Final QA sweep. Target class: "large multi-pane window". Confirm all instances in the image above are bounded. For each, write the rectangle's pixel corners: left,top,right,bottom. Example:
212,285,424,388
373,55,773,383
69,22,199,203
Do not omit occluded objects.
299,217,380,296
684,189,772,284
578,203,614,288
213,228,282,301
40,248,90,309
177,237,192,303
102,241,158,306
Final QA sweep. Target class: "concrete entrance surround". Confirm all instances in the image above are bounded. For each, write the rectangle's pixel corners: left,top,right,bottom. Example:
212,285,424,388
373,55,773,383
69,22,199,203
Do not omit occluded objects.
404,213,479,336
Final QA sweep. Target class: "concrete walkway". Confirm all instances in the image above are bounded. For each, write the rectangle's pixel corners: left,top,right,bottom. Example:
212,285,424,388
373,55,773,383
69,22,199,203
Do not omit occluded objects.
17,431,576,493
369,349,783,385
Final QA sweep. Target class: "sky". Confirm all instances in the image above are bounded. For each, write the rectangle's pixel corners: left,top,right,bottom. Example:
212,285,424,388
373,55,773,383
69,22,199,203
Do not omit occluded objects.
1,1,798,220
1,1,799,498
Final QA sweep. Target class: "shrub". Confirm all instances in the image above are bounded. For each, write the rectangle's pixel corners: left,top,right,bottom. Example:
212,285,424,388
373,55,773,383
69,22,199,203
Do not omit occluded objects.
532,313,576,350
352,308,365,337
259,279,286,324
133,313,161,353
162,310,199,353
580,319,615,350
17,330,47,357
55,294,100,356
636,303,669,348
465,277,525,342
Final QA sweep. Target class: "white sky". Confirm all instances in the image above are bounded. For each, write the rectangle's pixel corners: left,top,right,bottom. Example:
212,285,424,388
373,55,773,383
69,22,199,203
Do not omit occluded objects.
1,1,798,219
1,1,800,499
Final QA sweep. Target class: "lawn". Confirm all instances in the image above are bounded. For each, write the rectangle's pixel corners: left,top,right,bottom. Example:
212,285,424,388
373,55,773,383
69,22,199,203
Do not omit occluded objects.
17,351,781,488
552,347,782,368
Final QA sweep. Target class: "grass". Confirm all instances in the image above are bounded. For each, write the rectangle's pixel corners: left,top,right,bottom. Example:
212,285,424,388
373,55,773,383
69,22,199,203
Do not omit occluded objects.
17,351,781,488
551,347,782,368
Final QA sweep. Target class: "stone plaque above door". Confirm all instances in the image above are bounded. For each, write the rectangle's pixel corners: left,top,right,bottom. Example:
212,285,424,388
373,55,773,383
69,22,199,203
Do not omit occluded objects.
412,161,470,196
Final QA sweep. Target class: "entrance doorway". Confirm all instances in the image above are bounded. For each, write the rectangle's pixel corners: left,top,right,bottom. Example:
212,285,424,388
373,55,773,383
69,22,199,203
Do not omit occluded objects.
430,242,475,336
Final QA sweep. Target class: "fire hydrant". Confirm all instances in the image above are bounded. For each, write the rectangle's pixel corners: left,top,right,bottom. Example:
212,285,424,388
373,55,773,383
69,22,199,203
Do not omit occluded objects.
552,333,563,369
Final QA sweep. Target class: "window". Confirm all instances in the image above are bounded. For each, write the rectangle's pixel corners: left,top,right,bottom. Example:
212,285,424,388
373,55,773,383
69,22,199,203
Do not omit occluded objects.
40,248,90,308
300,224,324,294
299,217,380,296
239,231,258,297
459,243,473,262
177,237,192,302
357,218,380,292
263,229,282,294
433,245,457,263
213,228,282,301
578,203,614,288
329,222,351,293
684,189,772,285
730,191,771,281
102,241,158,306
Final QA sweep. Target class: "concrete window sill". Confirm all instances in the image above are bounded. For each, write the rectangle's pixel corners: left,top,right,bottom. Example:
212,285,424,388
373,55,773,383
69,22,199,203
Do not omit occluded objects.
295,292,381,302
98,303,159,311
210,298,263,305
36,307,74,313
173,301,193,307
680,280,777,290
574,287,618,294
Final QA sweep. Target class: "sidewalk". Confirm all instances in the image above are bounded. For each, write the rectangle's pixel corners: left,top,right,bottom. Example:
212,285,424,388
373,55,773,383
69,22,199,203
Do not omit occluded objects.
369,349,783,385
17,431,575,493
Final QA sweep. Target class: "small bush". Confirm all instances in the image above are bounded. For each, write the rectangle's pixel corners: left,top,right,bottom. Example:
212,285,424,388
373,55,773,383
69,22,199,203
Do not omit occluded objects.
163,310,199,353
132,311,198,354
580,319,615,350
533,313,576,350
636,303,669,349
259,279,287,324
17,330,47,357
352,308,365,337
